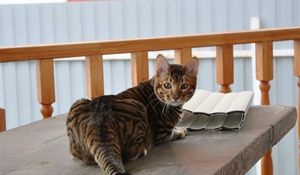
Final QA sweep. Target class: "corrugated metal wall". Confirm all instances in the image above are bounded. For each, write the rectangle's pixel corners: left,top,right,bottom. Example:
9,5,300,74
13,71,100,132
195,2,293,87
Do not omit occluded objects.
0,0,299,174
1,0,300,46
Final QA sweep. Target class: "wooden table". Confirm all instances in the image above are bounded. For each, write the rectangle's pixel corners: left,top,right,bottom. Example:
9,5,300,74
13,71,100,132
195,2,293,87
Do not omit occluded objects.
0,106,296,175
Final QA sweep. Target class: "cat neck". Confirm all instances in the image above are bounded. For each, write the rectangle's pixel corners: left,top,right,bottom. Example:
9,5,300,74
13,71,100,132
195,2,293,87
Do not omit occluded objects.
117,78,183,126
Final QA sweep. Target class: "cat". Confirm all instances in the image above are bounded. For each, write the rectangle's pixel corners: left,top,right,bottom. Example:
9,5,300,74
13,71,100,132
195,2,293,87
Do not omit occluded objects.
66,54,199,175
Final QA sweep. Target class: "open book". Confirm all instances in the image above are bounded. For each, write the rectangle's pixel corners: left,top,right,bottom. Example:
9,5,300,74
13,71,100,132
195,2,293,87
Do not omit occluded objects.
178,90,254,130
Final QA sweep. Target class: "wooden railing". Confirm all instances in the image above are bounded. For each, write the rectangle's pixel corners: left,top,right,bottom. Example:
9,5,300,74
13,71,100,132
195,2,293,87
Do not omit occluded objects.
1,27,300,175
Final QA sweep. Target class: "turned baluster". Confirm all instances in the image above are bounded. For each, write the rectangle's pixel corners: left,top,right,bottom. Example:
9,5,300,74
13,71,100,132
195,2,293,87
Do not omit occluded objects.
255,41,274,175
294,40,300,167
0,108,5,132
131,52,149,86
36,59,55,118
298,79,300,167
216,44,234,93
86,55,104,99
175,48,192,65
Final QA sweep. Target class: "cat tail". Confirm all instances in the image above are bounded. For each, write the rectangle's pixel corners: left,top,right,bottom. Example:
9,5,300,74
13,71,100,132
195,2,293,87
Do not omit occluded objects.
87,137,130,175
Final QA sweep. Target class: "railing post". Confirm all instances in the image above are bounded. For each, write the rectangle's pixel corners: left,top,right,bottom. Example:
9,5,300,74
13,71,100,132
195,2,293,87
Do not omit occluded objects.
131,52,149,86
294,40,300,167
0,108,5,132
36,59,55,118
86,55,104,99
255,41,274,175
216,44,234,93
175,48,192,65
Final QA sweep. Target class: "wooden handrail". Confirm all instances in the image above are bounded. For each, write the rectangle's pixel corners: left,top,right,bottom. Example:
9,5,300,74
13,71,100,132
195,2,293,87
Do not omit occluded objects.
1,27,300,62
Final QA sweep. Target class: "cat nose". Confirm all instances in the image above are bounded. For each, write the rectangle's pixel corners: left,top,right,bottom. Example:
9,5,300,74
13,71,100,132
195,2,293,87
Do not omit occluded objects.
172,94,180,100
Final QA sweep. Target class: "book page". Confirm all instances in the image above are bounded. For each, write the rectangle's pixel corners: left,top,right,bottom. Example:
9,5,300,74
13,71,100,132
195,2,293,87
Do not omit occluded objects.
227,91,254,112
182,90,211,112
181,90,253,131
193,92,225,113
210,93,239,113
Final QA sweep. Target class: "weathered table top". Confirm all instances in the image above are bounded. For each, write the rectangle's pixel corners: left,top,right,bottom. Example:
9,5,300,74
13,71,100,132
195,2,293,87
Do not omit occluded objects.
0,106,297,175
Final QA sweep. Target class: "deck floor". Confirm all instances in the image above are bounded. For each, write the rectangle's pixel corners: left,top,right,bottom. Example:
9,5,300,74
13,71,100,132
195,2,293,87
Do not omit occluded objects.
0,106,296,175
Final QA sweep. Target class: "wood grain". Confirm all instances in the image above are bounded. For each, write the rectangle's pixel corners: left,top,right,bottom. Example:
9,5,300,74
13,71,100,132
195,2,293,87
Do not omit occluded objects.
260,81,271,105
0,108,5,132
131,52,149,86
36,59,55,118
216,45,233,93
174,48,192,65
256,42,273,81
262,149,273,175
0,106,296,175
85,55,104,99
294,40,300,76
1,27,300,62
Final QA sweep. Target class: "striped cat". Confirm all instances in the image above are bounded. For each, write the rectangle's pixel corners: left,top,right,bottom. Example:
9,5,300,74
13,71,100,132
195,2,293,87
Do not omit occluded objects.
66,54,199,175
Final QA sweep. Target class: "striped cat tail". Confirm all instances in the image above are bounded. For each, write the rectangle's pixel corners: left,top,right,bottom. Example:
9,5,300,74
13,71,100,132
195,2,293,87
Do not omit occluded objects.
87,137,130,175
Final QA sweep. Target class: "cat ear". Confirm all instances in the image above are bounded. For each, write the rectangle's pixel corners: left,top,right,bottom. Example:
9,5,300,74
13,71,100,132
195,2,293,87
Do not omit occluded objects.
184,57,199,77
156,54,170,75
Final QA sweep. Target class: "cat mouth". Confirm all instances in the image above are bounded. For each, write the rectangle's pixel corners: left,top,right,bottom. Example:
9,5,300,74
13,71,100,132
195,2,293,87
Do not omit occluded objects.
168,100,184,107
158,97,184,107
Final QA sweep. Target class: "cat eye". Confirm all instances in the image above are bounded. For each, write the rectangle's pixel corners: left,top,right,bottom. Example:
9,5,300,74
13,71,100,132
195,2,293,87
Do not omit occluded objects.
163,83,172,89
181,83,189,89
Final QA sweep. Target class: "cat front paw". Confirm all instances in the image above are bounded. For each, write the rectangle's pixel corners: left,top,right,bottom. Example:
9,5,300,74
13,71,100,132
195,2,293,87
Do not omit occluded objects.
173,127,187,139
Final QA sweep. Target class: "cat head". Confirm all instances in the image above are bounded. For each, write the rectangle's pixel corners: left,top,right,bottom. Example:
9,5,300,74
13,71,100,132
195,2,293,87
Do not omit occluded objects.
154,54,199,107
